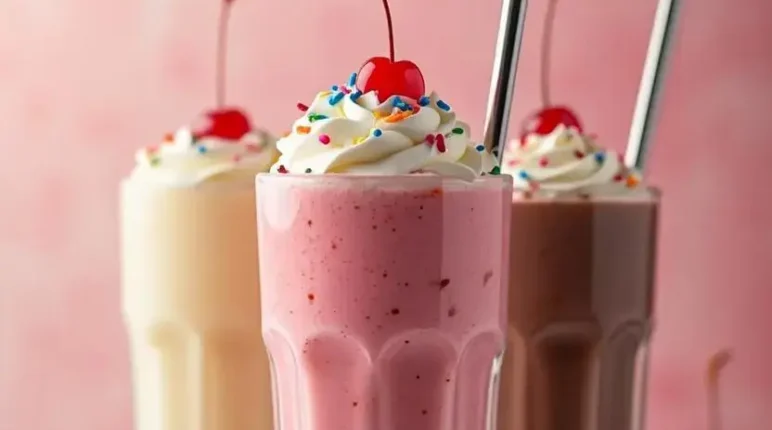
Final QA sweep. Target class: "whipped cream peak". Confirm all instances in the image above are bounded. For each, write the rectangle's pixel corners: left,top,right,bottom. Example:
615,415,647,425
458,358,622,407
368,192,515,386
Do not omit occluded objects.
501,124,644,197
271,75,498,181
130,123,279,186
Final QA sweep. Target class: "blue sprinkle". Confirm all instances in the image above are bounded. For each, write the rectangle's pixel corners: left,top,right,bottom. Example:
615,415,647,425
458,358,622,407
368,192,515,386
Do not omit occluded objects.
437,100,451,111
373,129,383,137
350,91,363,101
348,73,357,87
197,146,207,154
475,145,485,152
518,171,530,180
594,152,606,163
418,96,431,106
392,97,403,107
329,92,345,106
331,85,339,91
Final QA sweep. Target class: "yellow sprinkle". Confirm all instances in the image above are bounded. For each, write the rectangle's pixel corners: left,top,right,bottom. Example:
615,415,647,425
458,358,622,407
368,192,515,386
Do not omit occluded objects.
296,126,311,135
319,90,332,97
354,136,367,145
374,111,390,120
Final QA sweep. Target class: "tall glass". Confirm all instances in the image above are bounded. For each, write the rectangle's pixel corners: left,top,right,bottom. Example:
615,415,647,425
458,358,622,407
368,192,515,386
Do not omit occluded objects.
256,174,513,430
120,180,273,430
497,190,660,430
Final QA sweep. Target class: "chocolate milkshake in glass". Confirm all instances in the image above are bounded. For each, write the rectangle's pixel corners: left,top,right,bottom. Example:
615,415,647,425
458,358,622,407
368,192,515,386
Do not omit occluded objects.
497,121,659,430
256,66,510,430
120,1,279,429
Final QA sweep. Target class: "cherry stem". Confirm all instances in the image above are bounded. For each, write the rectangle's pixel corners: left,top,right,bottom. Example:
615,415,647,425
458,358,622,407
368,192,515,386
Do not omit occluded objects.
216,0,235,107
540,0,558,107
706,350,732,430
381,0,396,62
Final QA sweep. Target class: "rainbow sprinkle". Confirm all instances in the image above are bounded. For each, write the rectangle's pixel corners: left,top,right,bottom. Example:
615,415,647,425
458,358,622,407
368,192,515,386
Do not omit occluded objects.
490,166,501,175
305,168,313,173
348,73,358,87
308,113,328,122
437,100,451,111
319,134,331,145
475,144,485,152
354,136,366,145
329,92,345,106
372,129,383,137
518,171,530,180
297,103,309,112
418,96,431,107
278,165,288,174
594,152,606,163
331,85,339,91
350,91,363,102
197,146,208,154
452,127,464,135
296,126,311,135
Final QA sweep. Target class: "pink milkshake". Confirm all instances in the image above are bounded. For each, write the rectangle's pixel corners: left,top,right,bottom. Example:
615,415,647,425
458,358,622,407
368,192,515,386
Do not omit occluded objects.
256,64,508,428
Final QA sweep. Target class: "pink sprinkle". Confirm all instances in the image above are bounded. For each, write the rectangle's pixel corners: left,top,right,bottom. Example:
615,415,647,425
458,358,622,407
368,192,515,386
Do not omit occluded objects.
539,157,549,167
340,87,351,94
232,154,242,163
319,134,331,145
425,134,435,145
507,159,519,167
435,134,446,153
278,165,288,174
613,173,624,182
297,103,309,112
574,150,585,159
246,144,261,152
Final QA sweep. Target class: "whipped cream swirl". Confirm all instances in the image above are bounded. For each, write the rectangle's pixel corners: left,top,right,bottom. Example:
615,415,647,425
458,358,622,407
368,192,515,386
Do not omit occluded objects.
130,127,278,186
502,124,643,197
271,89,498,181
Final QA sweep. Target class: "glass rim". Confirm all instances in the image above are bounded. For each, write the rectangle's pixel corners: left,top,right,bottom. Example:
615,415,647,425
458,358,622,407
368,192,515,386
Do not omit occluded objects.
256,173,513,185
121,177,257,192
511,185,661,203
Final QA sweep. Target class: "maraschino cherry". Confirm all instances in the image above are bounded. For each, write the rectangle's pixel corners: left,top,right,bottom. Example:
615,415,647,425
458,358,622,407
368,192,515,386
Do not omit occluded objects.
355,0,425,102
521,0,583,139
193,0,252,141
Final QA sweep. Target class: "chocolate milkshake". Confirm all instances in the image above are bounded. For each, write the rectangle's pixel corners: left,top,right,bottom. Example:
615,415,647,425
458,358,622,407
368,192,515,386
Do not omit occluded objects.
498,123,659,430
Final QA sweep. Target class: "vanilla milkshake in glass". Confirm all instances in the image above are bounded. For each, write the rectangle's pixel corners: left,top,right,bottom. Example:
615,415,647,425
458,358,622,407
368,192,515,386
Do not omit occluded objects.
120,115,279,430
498,122,659,430
257,75,510,430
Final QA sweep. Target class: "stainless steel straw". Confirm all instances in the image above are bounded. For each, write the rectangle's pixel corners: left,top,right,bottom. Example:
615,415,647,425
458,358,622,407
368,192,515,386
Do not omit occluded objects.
482,0,529,162
624,0,681,171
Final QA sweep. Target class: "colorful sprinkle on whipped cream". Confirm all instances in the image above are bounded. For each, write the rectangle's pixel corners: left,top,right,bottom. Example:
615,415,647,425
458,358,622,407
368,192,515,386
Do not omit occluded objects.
502,124,644,197
130,125,279,186
270,73,498,182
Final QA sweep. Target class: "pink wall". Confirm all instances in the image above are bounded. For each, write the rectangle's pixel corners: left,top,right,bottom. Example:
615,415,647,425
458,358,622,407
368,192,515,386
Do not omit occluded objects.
1,0,770,429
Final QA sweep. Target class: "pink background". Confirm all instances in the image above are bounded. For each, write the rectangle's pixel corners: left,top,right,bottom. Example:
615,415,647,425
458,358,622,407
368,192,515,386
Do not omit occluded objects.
1,0,770,429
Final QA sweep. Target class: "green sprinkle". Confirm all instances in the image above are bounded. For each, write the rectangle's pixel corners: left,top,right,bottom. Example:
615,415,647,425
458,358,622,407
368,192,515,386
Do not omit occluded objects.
149,158,161,167
308,113,328,122
490,166,501,175
452,127,464,135
305,168,312,173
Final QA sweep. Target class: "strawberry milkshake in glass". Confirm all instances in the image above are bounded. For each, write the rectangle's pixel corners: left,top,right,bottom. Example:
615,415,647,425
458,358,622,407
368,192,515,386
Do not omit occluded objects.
256,68,511,430
120,1,279,429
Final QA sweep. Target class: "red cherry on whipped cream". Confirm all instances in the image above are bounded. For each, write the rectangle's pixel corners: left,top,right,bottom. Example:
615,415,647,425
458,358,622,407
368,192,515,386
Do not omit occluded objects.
193,108,252,140
192,0,251,141
355,0,426,102
357,57,425,102
521,106,583,138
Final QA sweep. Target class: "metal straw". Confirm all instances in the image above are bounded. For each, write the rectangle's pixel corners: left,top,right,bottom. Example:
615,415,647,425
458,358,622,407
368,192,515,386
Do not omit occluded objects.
624,0,681,171
482,0,529,162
